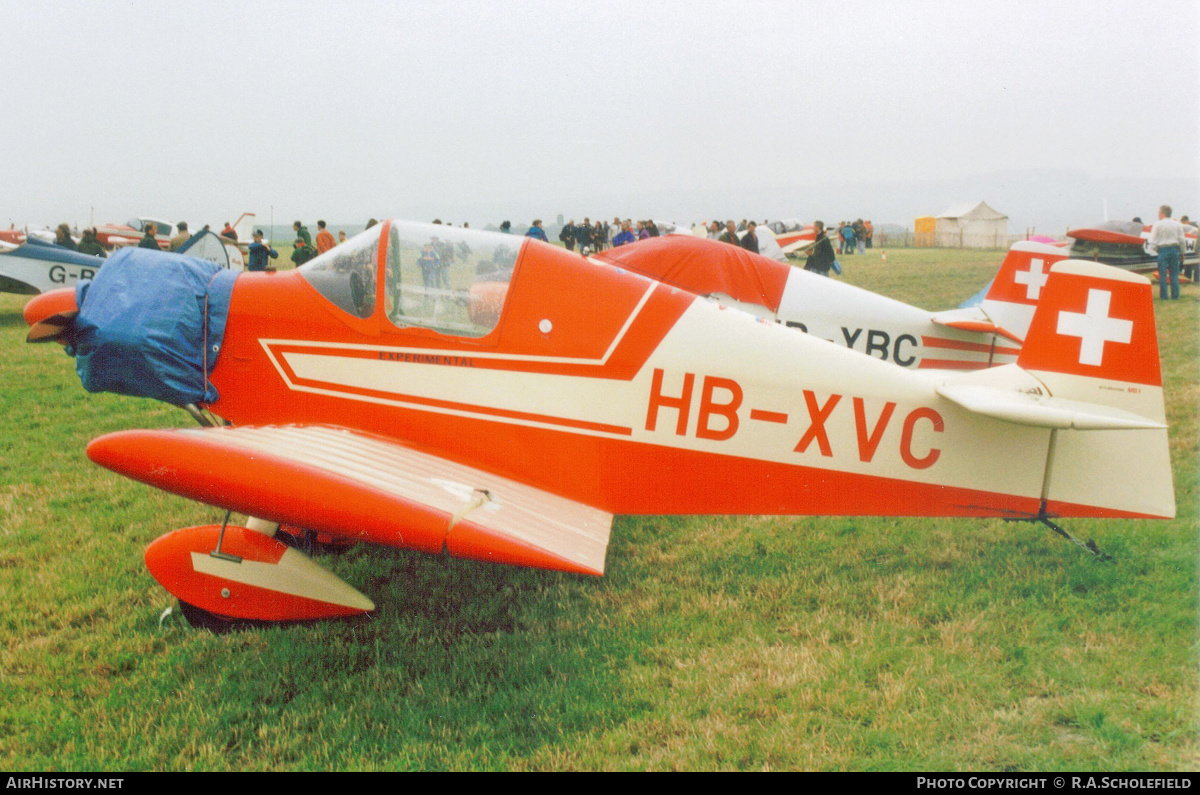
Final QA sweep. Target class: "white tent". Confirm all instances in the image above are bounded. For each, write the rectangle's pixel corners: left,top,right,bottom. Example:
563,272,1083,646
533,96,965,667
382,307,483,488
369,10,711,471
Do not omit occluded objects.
934,201,1008,248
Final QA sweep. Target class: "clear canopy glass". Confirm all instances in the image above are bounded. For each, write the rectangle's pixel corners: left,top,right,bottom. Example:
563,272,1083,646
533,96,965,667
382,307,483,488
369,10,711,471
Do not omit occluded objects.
382,221,521,337
297,221,522,336
297,223,382,319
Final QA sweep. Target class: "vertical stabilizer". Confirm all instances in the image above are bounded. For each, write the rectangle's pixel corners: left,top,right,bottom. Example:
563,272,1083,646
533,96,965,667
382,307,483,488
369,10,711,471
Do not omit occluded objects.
1018,260,1161,410
231,212,257,244
980,240,1070,341
1017,260,1172,518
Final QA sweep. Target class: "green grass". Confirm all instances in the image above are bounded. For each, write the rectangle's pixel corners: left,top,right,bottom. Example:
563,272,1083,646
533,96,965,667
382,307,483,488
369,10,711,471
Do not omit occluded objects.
0,247,1196,771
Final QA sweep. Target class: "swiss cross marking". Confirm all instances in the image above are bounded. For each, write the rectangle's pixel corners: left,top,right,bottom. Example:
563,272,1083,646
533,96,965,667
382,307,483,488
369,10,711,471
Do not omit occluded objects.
1056,289,1133,366
1013,257,1049,301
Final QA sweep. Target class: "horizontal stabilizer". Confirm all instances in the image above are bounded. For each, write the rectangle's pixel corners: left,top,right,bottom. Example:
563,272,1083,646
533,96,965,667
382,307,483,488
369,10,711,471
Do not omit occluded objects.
929,307,1023,343
936,382,1166,430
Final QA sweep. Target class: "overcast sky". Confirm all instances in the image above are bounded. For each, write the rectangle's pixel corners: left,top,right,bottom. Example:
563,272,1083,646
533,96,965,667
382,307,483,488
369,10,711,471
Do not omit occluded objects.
1,0,1197,229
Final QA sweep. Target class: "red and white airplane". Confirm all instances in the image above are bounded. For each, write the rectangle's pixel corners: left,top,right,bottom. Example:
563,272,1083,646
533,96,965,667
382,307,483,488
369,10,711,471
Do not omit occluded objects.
94,216,179,249
1067,219,1198,275
595,235,1069,370
765,219,817,254
24,220,1174,627
96,212,257,251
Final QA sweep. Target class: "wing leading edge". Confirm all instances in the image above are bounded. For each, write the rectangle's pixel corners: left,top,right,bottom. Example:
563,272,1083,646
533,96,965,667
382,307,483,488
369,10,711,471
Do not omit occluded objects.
87,424,613,576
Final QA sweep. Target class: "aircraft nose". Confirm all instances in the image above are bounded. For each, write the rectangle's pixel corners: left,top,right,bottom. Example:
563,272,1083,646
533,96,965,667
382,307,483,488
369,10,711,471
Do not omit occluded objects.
24,287,79,343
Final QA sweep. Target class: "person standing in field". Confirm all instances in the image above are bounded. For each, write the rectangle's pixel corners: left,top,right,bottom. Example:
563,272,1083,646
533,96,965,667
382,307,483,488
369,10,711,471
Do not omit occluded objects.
138,222,160,249
54,223,77,250
417,241,440,289
291,236,317,267
247,229,278,272
220,221,238,242
740,220,760,254
560,220,577,251
431,235,452,288
612,221,636,247
580,218,595,252
594,219,608,251
77,228,106,257
864,219,874,249
718,220,739,246
803,220,836,276
169,221,190,251
293,220,312,248
338,230,347,245
523,219,547,241
1148,204,1187,300
315,220,335,255
1180,215,1196,281
576,218,593,253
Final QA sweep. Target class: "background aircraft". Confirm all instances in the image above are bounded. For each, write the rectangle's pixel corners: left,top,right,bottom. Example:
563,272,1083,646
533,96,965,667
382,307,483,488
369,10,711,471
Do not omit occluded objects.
595,235,1068,370
1067,219,1198,275
94,216,179,249
0,238,105,295
766,219,818,254
96,212,257,251
0,224,245,296
24,221,1173,628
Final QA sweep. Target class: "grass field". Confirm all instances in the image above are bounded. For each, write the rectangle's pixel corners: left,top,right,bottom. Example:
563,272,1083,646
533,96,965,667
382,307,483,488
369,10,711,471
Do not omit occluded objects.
0,246,1196,771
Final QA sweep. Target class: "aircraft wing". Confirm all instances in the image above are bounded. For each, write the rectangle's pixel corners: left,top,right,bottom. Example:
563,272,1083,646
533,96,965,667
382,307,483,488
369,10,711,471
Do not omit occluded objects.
86,424,613,576
929,307,1023,343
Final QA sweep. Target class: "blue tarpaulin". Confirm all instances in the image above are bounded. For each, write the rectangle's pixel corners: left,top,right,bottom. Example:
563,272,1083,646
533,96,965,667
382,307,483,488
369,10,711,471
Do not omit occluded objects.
72,247,238,405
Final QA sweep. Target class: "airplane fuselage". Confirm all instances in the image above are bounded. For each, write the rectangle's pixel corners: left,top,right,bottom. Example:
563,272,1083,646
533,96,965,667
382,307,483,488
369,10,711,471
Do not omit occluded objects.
205,235,1167,521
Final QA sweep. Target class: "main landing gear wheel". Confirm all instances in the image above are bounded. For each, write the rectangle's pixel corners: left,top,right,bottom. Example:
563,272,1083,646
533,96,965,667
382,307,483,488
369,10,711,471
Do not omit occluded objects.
277,528,355,556
177,600,236,634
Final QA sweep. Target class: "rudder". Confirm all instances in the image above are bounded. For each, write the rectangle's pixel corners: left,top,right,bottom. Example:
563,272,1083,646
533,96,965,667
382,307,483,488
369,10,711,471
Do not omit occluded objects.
1017,260,1173,518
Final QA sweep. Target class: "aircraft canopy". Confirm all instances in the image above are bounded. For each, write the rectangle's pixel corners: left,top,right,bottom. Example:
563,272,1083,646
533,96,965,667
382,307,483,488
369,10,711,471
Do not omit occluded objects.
299,221,522,337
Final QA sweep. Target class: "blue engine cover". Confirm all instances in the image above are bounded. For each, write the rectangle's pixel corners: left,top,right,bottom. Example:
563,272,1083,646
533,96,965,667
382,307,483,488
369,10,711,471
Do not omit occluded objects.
72,247,238,405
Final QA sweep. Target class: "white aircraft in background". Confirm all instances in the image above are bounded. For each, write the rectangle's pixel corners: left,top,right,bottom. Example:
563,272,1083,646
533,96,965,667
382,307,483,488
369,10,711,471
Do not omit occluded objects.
596,237,1069,371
